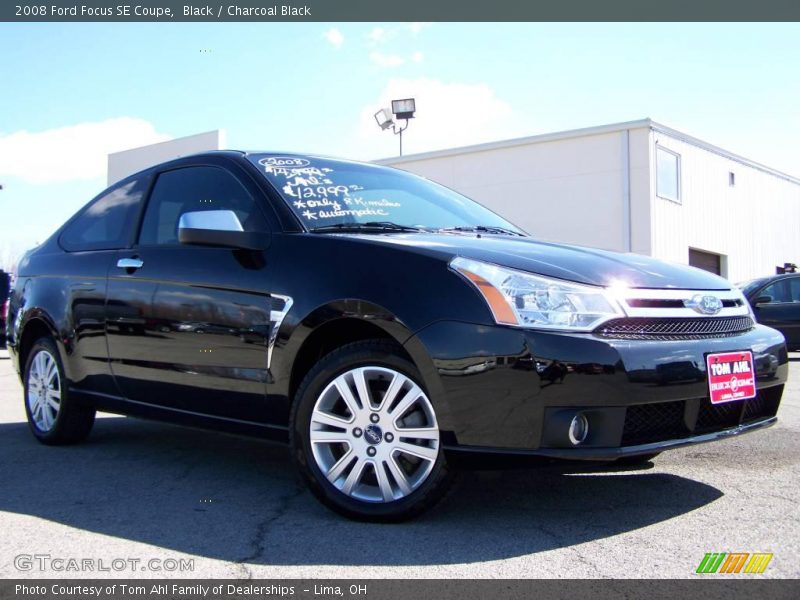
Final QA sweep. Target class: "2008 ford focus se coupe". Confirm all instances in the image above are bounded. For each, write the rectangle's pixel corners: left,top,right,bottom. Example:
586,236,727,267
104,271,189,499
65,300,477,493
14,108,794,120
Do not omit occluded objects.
6,151,788,521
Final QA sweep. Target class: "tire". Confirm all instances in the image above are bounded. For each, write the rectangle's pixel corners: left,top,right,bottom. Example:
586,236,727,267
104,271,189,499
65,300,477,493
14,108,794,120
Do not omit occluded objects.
615,452,660,466
290,340,453,522
23,337,95,445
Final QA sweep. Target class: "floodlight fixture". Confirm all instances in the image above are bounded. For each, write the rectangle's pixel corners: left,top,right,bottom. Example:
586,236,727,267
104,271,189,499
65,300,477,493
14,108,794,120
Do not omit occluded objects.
375,97,417,156
391,98,416,120
374,108,394,131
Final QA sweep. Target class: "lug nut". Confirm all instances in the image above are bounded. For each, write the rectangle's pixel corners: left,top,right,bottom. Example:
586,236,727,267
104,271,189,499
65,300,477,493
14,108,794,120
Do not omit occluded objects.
385,432,394,442
353,427,363,438
367,447,377,457
370,413,380,423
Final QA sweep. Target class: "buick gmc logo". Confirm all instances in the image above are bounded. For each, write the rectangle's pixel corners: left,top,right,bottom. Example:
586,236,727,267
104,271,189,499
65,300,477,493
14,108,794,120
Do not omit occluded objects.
685,294,723,315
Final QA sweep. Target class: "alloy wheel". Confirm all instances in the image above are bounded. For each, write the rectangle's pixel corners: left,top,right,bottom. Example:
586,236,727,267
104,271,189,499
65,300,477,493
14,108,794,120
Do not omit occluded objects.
309,366,440,503
27,350,61,432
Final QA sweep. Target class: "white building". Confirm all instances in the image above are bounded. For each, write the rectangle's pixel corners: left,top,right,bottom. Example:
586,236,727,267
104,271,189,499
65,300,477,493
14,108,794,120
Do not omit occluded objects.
106,121,799,282
107,130,225,186
378,119,800,282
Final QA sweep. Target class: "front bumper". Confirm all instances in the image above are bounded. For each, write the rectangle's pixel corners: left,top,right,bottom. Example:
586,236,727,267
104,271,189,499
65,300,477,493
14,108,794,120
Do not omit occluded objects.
405,321,788,459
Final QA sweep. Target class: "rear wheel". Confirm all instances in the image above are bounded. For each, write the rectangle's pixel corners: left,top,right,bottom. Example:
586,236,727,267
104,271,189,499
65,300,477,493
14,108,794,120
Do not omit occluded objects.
291,340,453,521
24,338,95,445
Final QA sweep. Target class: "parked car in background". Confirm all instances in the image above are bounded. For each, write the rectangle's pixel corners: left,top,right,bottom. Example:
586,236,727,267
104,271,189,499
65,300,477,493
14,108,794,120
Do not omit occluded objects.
5,151,789,521
739,273,800,350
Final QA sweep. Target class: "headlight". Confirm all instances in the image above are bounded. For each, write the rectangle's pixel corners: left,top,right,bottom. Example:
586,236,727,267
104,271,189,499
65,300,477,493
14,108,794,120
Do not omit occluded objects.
450,257,625,331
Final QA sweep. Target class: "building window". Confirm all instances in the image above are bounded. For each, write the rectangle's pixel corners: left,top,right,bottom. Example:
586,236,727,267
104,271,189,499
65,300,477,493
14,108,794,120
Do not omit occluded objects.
656,146,681,202
729,171,736,186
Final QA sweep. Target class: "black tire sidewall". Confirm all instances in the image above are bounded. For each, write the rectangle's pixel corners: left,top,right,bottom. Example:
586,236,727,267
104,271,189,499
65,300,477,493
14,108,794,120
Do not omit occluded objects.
290,341,452,522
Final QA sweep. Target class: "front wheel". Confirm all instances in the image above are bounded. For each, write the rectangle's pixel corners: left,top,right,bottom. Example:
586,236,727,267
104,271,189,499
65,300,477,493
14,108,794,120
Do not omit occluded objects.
290,340,453,521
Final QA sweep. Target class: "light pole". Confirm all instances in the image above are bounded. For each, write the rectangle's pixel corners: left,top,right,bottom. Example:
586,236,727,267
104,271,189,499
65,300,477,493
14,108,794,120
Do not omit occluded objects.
374,98,416,156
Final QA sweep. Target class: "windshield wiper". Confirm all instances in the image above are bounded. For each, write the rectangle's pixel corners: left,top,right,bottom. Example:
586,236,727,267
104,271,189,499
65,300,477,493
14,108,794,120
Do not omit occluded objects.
439,225,525,236
310,221,424,233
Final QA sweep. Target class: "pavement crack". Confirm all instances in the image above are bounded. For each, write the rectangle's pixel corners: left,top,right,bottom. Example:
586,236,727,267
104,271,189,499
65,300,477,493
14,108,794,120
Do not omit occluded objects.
234,484,306,577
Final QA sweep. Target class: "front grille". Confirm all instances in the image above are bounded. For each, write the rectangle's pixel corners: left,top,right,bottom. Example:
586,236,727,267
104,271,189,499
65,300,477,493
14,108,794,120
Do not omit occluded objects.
695,400,742,433
626,298,743,309
596,316,754,340
742,385,783,423
619,387,783,446
621,400,687,445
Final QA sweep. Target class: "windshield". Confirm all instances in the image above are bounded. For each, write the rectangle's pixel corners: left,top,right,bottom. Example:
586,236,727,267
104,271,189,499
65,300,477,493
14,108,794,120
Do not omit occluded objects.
248,154,525,234
736,277,769,296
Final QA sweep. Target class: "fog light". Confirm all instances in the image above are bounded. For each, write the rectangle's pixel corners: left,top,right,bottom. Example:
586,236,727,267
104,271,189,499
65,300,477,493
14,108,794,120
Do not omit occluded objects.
568,413,589,445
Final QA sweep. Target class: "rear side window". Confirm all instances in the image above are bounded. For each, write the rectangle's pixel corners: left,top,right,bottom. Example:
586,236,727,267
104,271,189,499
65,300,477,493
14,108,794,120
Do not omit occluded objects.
60,178,147,251
139,166,267,246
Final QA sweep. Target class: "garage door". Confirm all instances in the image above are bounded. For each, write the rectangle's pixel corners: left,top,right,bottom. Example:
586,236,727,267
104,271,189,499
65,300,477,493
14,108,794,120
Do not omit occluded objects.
689,248,722,275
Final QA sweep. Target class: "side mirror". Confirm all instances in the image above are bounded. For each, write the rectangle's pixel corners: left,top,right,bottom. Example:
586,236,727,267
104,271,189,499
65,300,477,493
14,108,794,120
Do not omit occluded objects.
178,210,266,250
753,295,773,306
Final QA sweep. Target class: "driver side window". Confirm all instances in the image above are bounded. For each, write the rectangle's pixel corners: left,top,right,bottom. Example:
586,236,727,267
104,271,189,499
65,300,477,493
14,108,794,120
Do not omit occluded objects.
139,166,267,246
760,281,791,304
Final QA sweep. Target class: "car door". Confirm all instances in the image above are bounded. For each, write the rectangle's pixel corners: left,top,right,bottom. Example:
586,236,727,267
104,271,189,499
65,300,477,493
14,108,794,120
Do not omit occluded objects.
753,277,800,349
53,176,149,396
105,159,281,423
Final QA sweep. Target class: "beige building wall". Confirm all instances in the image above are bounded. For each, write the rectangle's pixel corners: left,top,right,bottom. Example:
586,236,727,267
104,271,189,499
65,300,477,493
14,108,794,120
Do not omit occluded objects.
380,120,800,281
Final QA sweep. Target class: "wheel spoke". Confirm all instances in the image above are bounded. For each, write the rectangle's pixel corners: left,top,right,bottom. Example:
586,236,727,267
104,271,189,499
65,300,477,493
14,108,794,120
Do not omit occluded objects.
352,368,372,409
32,408,43,429
33,352,44,379
334,379,361,416
341,457,366,495
385,455,412,496
326,450,355,483
374,460,394,501
309,430,351,444
389,384,422,420
45,357,57,385
47,396,60,411
41,404,51,430
311,410,351,429
396,440,438,462
397,427,439,440
376,372,404,413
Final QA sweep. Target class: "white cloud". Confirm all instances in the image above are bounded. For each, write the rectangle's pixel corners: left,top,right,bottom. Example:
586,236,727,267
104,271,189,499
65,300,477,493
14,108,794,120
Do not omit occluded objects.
367,23,432,46
0,117,170,184
355,78,517,159
370,52,406,68
407,22,432,34
323,28,344,49
411,51,425,63
367,27,388,45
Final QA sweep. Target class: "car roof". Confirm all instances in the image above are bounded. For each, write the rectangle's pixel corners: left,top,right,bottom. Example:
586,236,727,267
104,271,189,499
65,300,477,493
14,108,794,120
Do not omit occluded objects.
116,150,387,185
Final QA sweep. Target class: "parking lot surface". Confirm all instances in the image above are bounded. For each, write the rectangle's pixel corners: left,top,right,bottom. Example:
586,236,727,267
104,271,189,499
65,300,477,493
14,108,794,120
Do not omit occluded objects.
1,350,798,579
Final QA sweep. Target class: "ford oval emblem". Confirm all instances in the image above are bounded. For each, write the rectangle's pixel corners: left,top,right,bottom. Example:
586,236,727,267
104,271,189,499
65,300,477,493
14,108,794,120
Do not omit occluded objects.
364,424,383,445
685,294,723,315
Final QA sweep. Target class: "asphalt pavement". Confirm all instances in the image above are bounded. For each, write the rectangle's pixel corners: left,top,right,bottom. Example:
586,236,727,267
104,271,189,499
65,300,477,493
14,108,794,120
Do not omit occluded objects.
1,349,797,579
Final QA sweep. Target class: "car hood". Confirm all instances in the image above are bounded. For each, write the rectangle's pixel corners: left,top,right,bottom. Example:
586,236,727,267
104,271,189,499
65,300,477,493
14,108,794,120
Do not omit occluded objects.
342,232,732,290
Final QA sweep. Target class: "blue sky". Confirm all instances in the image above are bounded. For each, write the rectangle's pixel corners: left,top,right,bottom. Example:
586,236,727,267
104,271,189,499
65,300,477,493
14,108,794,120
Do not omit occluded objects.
1,22,799,265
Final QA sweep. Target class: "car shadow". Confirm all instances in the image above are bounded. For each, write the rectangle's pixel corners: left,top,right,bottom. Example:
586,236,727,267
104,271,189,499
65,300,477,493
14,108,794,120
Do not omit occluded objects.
0,417,723,566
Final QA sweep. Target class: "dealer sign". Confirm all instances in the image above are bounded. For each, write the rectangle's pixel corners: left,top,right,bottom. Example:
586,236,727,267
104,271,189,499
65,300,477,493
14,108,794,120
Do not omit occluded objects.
706,351,757,404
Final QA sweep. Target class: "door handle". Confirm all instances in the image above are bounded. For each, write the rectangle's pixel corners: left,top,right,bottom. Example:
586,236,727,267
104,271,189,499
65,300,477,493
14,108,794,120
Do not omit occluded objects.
117,258,144,270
